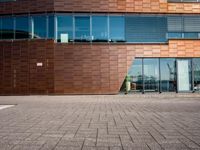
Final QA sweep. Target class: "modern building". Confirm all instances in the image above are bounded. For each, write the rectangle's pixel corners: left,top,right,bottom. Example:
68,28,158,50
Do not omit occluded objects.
0,0,200,95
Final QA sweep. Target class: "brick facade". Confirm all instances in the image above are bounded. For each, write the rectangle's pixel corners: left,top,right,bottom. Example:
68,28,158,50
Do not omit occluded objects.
0,0,200,95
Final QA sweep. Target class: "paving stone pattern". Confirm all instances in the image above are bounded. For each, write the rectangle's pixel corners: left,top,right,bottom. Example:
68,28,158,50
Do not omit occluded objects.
0,95,200,150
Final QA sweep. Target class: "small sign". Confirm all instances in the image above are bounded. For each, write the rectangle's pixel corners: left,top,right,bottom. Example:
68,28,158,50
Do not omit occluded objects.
37,62,43,67
61,33,69,43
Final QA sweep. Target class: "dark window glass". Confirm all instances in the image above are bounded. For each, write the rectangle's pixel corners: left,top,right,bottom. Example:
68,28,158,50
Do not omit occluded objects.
160,58,176,92
109,16,125,42
57,15,73,42
184,33,199,39
15,16,29,39
126,16,167,43
75,16,90,42
193,58,200,91
143,59,159,92
167,32,182,39
2,17,14,39
48,15,55,39
0,18,2,39
32,16,47,39
92,16,108,42
128,59,143,92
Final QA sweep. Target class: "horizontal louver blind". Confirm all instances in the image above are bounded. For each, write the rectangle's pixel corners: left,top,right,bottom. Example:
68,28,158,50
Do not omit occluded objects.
125,16,167,42
167,17,183,32
184,17,200,32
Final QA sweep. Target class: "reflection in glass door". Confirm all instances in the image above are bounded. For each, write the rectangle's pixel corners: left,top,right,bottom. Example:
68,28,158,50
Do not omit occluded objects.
143,59,159,92
193,58,200,91
177,59,192,92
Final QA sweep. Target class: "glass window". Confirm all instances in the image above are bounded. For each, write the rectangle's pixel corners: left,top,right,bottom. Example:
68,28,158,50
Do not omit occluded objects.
57,15,73,42
167,32,182,39
193,58,200,91
109,16,125,42
15,16,29,39
143,59,159,92
160,58,176,92
0,18,2,39
32,15,47,39
48,15,55,39
128,59,143,92
184,33,199,39
92,16,108,42
75,16,90,42
2,17,14,39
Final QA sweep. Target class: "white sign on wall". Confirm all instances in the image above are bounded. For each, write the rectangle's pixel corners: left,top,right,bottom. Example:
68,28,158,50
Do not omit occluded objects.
61,33,69,43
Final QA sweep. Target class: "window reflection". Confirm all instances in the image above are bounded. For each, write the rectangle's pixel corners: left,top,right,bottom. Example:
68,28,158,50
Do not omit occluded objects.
92,16,108,42
160,58,176,92
48,15,55,39
57,15,73,42
32,16,47,39
2,17,14,39
193,59,200,91
128,59,143,92
109,16,125,42
75,16,90,42
143,59,159,92
15,16,29,39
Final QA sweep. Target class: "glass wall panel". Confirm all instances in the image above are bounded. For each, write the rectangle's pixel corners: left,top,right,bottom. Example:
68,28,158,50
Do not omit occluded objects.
15,16,29,39
160,58,176,92
48,15,55,39
32,16,47,39
0,18,2,39
143,59,159,92
184,33,199,39
92,16,108,42
193,58,200,91
109,16,125,42
167,32,182,39
57,15,73,42
75,16,90,42
2,17,14,39
128,59,143,92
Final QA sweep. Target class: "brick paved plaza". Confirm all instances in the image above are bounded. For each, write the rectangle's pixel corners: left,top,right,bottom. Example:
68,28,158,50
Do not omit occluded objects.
0,95,200,150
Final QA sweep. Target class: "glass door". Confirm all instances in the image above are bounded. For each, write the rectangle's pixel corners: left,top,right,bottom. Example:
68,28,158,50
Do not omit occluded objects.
143,59,159,92
177,59,192,92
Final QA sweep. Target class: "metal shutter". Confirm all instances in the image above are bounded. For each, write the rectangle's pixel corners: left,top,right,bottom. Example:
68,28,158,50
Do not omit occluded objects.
167,17,183,32
184,16,200,32
125,16,167,43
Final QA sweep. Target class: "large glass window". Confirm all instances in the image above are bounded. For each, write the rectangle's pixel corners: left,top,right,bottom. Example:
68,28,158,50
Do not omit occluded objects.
48,15,55,39
193,58,200,91
128,59,143,92
109,16,125,42
75,16,90,42
143,59,159,92
160,58,176,92
92,16,108,42
2,17,14,39
15,16,29,39
32,16,47,39
0,18,2,39
57,15,73,42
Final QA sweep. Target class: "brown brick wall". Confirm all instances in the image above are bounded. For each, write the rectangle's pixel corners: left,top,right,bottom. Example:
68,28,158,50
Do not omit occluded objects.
1,0,200,15
0,40,54,95
0,0,54,15
0,40,200,95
